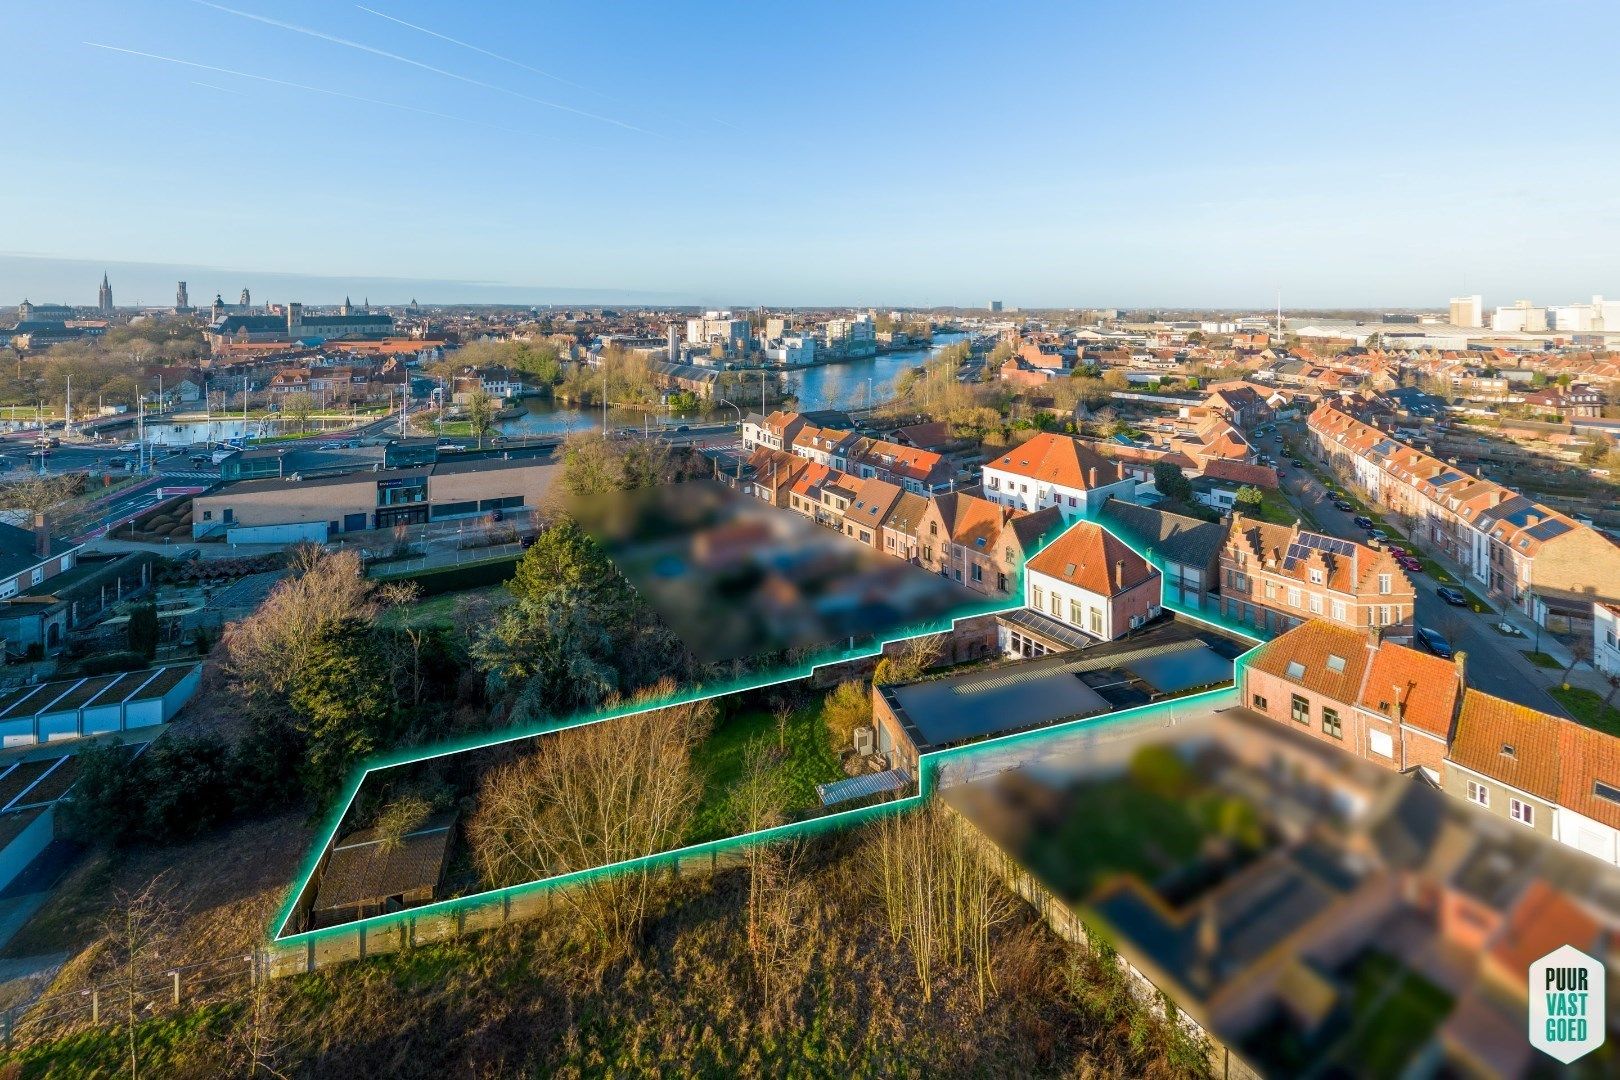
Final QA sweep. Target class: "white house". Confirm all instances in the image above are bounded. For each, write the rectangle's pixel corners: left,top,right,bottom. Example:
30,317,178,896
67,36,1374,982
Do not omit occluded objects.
981,433,1138,524
1019,521,1161,646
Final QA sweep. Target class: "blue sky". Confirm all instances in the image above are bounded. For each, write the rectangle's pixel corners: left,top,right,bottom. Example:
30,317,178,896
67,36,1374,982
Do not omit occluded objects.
4,0,1618,308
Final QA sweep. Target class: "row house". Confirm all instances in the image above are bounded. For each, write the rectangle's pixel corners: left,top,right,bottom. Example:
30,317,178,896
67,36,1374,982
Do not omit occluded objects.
1245,618,1620,868
1522,383,1605,419
917,492,1061,596
981,432,1139,523
1309,403,1620,624
1220,513,1415,638
740,409,852,453
845,436,955,494
1241,620,1460,782
1019,520,1162,646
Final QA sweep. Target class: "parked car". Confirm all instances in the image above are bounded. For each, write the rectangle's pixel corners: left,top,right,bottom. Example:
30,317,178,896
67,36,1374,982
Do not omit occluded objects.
1353,515,1374,531
1436,587,1469,607
1333,499,1354,512
1415,626,1454,658
118,442,140,452
1368,528,1388,543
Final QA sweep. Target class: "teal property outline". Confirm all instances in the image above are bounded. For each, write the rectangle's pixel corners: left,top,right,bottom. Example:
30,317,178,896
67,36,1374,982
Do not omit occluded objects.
270,518,1270,945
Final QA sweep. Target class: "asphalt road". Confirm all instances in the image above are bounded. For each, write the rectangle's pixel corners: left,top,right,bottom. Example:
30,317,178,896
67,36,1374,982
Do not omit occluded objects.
1272,428,1574,716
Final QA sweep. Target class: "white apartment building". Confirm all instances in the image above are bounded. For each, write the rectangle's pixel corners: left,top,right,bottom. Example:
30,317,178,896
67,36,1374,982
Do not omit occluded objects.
763,330,815,367
685,311,751,355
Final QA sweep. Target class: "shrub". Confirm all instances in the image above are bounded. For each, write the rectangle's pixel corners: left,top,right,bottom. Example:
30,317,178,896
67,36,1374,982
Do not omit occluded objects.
821,679,871,751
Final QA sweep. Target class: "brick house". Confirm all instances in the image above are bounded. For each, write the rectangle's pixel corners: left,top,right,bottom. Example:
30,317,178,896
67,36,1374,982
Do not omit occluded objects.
917,492,1061,596
1220,513,1415,639
838,476,901,549
1022,521,1161,643
880,492,930,564
1240,620,1461,781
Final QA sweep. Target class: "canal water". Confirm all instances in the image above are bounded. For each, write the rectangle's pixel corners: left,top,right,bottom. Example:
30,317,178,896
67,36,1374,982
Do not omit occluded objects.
497,332,966,437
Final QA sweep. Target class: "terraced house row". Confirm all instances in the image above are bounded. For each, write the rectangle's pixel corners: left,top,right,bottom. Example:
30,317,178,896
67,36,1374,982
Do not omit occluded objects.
1243,619,1620,869
743,444,1061,596
1308,402,1620,627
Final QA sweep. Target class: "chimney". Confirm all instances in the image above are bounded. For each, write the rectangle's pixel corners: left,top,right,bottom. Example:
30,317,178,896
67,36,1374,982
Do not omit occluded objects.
1088,466,1098,488
33,511,48,559
1453,650,1467,687
1114,559,1124,590
1367,625,1383,648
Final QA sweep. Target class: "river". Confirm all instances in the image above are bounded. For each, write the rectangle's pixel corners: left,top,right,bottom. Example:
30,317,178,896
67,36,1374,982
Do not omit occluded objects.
497,332,966,436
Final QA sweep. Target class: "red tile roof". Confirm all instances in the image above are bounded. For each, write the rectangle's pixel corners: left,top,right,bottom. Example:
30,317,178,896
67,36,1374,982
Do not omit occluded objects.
989,433,1125,491
1448,689,1563,801
1357,643,1461,739
1025,521,1157,597
1246,620,1370,703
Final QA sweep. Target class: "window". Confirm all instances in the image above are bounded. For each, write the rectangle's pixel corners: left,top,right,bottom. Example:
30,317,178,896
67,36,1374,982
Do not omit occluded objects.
1309,568,1324,584
929,522,938,536
1331,600,1347,622
1510,798,1534,826
1089,608,1103,635
1322,708,1342,739
1285,660,1306,679
1032,585,1044,609
970,563,982,582
988,476,999,490
1290,694,1310,724
202,510,213,521
1287,587,1301,608
1379,573,1392,595
1252,693,1268,710
1596,781,1620,806
1069,598,1084,625
1067,495,1078,507
1467,780,1489,807
1050,593,1061,617
1368,729,1394,758
1309,594,1324,615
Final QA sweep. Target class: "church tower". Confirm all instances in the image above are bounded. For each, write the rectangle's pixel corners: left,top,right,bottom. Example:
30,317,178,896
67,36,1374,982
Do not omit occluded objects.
97,272,113,314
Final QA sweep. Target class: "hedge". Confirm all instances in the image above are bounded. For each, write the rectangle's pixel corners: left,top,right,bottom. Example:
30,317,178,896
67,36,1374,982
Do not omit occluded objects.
372,555,521,596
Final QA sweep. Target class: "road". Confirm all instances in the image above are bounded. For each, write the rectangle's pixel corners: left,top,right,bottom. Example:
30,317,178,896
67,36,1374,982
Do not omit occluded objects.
1271,425,1574,716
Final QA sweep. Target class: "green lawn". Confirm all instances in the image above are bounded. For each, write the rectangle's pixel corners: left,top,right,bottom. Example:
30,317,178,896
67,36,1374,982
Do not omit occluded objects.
1524,650,1563,670
377,585,507,630
1549,686,1620,737
687,701,844,844
1255,487,1313,528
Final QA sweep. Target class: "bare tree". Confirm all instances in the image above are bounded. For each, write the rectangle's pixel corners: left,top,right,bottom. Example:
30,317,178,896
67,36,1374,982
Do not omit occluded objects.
467,681,713,952
222,548,379,702
869,799,1016,1009
1563,637,1594,689
729,737,808,1023
95,874,175,1080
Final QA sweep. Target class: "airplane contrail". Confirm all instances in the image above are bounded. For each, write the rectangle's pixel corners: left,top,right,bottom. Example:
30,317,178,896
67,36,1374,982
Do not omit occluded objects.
357,3,732,133
191,80,250,96
191,0,662,137
355,4,600,97
84,43,581,146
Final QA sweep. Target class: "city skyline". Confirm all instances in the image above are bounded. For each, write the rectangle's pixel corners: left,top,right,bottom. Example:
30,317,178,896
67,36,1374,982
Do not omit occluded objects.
6,0,1619,306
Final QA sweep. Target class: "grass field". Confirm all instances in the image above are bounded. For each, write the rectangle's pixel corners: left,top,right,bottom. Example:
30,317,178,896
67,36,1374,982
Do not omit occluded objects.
1524,650,1563,670
1550,686,1620,737
377,585,508,630
687,700,845,844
